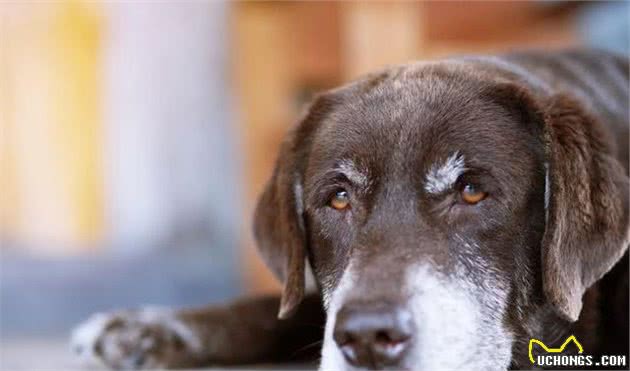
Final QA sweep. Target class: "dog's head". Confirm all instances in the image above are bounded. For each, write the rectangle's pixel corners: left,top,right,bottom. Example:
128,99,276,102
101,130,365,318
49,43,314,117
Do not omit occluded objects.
253,61,629,370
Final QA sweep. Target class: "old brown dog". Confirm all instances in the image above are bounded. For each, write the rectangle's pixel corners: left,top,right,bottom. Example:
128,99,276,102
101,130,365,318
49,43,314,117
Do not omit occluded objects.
72,49,629,370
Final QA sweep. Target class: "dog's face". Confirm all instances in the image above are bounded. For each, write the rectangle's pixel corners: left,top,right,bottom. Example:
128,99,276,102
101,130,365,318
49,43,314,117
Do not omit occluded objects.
305,67,544,370
254,62,629,370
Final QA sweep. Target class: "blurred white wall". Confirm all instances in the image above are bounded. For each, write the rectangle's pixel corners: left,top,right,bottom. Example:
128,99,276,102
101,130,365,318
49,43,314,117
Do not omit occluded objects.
102,1,241,253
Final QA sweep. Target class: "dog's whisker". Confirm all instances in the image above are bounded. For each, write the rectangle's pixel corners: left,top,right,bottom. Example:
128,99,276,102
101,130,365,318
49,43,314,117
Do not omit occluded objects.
290,340,324,358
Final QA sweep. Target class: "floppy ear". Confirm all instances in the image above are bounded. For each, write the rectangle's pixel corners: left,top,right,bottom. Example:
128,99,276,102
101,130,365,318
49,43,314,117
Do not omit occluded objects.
253,94,336,319
542,94,629,322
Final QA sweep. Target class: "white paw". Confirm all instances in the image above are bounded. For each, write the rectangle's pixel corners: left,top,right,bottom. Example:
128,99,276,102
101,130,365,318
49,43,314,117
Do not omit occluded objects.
71,308,201,370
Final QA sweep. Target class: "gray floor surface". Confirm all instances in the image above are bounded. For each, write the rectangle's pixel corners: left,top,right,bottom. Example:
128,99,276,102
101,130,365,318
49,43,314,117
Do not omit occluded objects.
0,338,316,371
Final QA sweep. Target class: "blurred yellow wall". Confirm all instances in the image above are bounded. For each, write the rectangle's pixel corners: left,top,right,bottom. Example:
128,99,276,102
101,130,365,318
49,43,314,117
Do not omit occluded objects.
1,1,104,253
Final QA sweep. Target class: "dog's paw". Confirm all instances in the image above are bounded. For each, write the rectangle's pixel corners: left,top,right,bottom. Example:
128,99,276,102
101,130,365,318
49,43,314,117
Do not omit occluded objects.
71,308,202,369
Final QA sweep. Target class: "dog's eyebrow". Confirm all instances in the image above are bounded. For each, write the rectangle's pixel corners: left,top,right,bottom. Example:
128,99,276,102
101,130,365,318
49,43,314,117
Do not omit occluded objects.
424,152,466,194
336,159,369,188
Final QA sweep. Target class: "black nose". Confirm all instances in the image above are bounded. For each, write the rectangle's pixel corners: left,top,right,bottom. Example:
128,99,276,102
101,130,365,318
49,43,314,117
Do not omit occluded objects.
333,302,414,369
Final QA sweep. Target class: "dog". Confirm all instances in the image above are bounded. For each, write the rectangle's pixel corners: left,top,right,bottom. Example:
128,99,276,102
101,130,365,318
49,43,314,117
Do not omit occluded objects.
72,49,629,370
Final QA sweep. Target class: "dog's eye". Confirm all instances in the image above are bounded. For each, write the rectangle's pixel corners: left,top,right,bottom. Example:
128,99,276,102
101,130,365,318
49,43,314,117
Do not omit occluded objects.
329,189,350,210
460,183,487,205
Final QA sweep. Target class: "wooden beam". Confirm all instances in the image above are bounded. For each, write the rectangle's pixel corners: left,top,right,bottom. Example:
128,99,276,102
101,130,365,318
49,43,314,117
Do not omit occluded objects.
231,2,295,294
340,2,423,79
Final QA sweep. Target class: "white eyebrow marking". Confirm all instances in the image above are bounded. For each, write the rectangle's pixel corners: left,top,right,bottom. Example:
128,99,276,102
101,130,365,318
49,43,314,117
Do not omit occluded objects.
424,152,466,194
337,159,369,188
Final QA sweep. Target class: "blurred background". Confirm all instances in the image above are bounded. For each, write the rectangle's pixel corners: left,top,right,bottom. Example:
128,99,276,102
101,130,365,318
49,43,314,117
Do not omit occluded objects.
0,0,628,368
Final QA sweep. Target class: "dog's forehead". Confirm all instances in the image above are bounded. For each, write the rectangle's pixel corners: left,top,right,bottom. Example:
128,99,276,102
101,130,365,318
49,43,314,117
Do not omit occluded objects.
308,68,536,181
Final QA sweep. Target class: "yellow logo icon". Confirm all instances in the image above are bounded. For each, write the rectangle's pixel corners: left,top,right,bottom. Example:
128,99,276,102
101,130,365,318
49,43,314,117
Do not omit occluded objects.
528,335,584,364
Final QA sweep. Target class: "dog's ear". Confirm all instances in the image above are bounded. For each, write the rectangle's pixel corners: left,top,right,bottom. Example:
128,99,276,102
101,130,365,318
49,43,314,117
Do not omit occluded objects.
483,82,629,322
542,94,629,322
253,94,337,319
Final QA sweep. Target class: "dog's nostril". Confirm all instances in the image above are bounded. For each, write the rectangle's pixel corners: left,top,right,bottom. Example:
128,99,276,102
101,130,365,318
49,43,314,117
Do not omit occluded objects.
333,302,414,368
337,333,356,347
375,330,396,344
375,327,411,343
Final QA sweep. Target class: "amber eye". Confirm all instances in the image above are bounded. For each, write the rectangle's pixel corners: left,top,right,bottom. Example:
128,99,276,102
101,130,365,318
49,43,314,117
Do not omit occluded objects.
461,183,487,205
329,190,350,210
